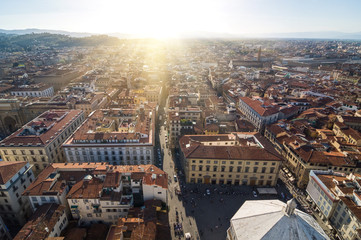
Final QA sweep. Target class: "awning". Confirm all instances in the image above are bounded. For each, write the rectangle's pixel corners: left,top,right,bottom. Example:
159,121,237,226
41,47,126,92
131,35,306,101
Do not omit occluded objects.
71,205,78,208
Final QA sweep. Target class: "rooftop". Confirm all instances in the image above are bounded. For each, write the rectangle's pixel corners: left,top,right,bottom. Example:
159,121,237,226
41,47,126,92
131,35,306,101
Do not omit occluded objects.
0,110,83,147
230,200,329,240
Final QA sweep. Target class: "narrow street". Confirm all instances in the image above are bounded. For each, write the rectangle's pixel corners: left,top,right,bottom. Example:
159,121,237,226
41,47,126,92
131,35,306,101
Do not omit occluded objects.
159,126,200,240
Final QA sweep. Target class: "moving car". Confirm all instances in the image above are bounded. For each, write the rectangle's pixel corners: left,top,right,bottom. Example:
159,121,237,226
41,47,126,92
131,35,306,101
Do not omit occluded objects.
206,189,211,195
252,191,258,198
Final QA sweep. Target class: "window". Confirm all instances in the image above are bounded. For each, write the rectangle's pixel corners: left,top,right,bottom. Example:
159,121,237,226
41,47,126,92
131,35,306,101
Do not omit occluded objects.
262,167,266,173
270,167,275,173
198,166,203,171
229,166,233,172
237,167,241,172
221,166,225,172
213,166,217,171
245,167,249,173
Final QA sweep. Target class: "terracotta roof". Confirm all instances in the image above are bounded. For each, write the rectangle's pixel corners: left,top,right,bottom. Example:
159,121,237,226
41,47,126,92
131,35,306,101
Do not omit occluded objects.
240,97,279,116
14,203,65,240
67,177,103,199
143,174,168,189
180,136,281,161
64,109,153,144
0,161,27,184
0,110,83,147
24,163,167,197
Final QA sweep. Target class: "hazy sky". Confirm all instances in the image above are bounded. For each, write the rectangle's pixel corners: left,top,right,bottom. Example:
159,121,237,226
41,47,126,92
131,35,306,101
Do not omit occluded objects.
1,0,361,37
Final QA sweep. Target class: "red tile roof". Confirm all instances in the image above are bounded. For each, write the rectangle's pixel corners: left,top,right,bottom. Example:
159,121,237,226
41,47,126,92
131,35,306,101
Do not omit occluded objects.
0,110,83,147
0,161,27,184
240,97,279,116
14,203,65,240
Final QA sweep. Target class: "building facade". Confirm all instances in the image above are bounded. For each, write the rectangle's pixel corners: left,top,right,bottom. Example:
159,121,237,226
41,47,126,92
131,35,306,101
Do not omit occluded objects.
14,203,68,240
306,170,361,240
0,110,85,175
23,163,167,225
63,108,155,165
179,133,282,186
10,84,54,98
0,162,35,234
238,97,279,131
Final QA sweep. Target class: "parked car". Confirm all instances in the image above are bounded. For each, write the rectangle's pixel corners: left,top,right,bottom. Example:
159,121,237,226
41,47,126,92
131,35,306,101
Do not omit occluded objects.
206,189,211,195
174,175,178,182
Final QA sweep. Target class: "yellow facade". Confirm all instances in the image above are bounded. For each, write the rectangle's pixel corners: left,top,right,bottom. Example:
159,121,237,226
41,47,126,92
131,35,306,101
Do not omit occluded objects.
185,158,281,186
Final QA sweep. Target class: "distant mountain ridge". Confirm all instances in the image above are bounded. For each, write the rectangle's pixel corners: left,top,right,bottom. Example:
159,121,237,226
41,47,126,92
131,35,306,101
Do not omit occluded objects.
1,28,361,40
0,28,94,37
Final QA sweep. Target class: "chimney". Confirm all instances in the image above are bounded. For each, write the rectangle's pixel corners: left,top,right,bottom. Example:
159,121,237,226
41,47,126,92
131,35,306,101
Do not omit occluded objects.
285,198,297,216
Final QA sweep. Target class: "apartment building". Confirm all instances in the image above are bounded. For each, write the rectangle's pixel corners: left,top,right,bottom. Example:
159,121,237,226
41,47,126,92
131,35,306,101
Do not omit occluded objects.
0,161,34,234
72,93,109,117
14,203,68,240
265,123,361,189
306,170,361,240
23,163,167,225
63,108,155,165
238,97,279,131
10,83,54,98
179,133,282,186
0,110,85,175
168,107,202,148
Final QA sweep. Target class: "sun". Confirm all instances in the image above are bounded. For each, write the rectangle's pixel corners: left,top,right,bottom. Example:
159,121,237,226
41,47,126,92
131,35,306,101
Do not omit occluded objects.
93,0,199,38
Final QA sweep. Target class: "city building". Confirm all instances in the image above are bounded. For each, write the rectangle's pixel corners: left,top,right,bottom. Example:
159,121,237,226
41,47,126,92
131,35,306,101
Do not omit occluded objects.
238,97,279,131
179,132,282,186
306,170,361,240
106,200,171,240
0,110,85,175
265,122,361,189
63,108,155,165
23,163,167,225
14,203,68,240
10,83,54,98
168,106,202,148
0,216,12,240
227,199,329,240
0,161,35,234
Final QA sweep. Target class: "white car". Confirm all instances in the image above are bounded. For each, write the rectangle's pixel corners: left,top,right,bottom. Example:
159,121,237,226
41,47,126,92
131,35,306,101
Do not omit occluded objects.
253,191,258,198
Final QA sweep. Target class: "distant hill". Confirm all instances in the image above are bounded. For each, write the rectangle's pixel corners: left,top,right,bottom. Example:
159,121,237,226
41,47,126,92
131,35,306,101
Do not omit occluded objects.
0,33,121,51
1,28,361,40
0,28,94,38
